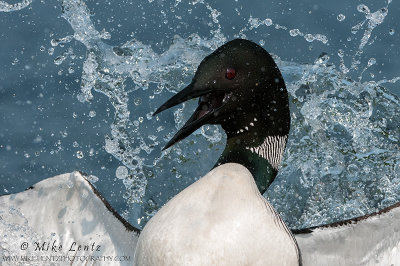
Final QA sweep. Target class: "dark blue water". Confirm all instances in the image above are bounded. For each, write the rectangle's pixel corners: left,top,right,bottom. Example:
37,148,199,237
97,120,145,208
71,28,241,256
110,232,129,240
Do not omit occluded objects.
1,0,399,229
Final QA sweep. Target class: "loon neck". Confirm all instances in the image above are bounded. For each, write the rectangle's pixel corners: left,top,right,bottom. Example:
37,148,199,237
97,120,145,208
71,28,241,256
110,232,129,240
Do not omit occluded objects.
215,132,288,194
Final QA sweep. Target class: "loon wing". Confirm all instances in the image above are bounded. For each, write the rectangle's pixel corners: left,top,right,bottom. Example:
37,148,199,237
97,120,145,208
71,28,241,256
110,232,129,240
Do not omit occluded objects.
294,202,400,265
3,170,399,265
0,172,139,265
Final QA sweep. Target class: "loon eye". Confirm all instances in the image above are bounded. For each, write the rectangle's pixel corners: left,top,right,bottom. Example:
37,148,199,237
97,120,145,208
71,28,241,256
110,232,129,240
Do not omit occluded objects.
225,68,236,80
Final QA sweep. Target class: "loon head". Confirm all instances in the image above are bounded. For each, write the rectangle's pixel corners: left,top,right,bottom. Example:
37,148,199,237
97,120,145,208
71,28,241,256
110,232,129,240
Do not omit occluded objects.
154,39,290,152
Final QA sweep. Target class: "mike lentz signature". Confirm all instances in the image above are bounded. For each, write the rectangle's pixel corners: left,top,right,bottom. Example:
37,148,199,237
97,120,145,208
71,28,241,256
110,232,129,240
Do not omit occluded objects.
2,254,132,264
26,240,101,253
2,240,131,264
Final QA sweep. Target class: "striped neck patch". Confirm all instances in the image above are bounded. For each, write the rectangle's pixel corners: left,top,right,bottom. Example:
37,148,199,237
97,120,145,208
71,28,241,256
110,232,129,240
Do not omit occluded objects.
246,135,288,170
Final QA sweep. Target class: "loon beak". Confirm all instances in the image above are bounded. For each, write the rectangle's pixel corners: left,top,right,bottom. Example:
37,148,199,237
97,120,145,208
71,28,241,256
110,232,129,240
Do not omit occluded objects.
153,82,209,116
153,82,231,150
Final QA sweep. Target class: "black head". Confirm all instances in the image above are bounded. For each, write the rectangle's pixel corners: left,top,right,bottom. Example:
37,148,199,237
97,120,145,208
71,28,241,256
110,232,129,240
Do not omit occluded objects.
154,39,290,150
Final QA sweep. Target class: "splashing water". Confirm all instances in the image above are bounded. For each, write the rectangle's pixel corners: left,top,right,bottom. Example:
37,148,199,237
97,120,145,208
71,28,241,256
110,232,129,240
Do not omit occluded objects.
268,58,400,228
0,0,32,12
1,0,400,230
340,0,392,79
60,0,227,210
240,16,328,44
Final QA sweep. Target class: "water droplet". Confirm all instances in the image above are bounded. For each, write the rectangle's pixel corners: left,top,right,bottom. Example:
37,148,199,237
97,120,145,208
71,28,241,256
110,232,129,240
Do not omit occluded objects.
105,138,118,153
116,166,129,179
87,175,99,183
264,18,273,26
337,14,345,21
48,48,54,55
73,141,79,148
304,34,315,42
363,166,371,174
337,49,344,58
154,85,163,94
368,58,376,66
347,164,358,174
339,62,349,74
357,4,370,14
60,131,68,138
134,98,142,106
289,29,301,37
51,39,58,47
148,135,157,141
100,29,111,39
76,151,84,159
89,110,96,117
351,23,362,34
24,153,30,159
54,55,66,65
40,46,45,52
314,34,328,44
389,29,395,35
315,53,330,66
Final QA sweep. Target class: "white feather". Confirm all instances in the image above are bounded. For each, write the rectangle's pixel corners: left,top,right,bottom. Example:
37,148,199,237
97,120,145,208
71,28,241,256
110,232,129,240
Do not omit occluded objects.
0,172,138,266
134,163,300,265
295,203,400,265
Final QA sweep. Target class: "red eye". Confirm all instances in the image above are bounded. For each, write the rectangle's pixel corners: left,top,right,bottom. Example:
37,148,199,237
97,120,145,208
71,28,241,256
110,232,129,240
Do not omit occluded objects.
225,68,236,80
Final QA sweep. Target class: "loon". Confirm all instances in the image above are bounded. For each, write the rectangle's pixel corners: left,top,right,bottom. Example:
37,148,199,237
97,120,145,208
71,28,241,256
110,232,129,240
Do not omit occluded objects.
2,39,399,266
134,39,301,265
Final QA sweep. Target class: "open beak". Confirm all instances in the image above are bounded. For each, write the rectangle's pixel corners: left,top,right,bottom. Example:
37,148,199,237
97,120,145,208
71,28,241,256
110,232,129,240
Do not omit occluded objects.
153,82,231,150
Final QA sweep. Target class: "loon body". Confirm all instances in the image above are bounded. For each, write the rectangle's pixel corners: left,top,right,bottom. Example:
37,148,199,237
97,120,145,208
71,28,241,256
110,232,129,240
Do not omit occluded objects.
135,39,301,265
134,163,300,265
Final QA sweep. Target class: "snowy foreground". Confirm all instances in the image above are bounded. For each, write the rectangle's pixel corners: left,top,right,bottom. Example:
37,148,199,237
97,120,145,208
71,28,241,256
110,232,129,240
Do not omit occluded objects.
1,171,399,265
